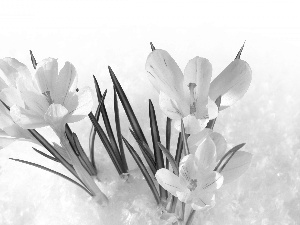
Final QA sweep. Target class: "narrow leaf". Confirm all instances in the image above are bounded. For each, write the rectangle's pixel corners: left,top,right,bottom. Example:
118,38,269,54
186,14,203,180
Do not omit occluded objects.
88,112,123,175
32,147,59,162
108,66,150,148
9,158,91,196
149,100,167,201
65,124,80,156
235,41,246,60
114,86,128,172
214,143,246,172
122,136,160,205
29,50,37,69
28,129,80,182
73,133,97,176
129,129,156,176
174,132,183,167
165,117,172,169
149,100,164,170
158,143,179,175
93,76,122,165
181,120,190,155
89,89,107,169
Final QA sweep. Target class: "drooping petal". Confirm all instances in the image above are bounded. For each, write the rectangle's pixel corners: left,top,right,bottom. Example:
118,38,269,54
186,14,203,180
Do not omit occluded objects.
209,59,252,111
0,87,25,108
159,91,186,120
179,154,197,186
210,132,227,162
200,171,223,191
64,87,93,123
44,104,69,126
10,105,47,129
52,61,78,105
155,168,186,196
145,50,186,107
34,58,58,94
191,193,215,211
0,58,30,88
194,136,216,171
221,151,252,185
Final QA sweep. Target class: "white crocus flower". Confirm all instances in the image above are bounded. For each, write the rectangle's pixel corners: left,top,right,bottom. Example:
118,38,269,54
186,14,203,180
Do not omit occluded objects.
188,130,253,184
156,136,224,211
0,58,33,149
6,58,93,133
156,134,252,210
1,58,108,204
145,49,252,134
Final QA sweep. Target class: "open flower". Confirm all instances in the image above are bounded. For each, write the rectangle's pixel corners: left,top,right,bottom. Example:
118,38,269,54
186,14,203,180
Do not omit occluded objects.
156,133,252,210
145,49,252,134
0,58,33,148
4,58,93,133
156,136,224,210
188,130,253,184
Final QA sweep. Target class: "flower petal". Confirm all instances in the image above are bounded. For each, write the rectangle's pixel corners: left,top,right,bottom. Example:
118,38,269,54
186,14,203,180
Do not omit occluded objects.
145,49,186,106
221,151,252,184
209,59,252,110
0,87,24,108
210,132,227,162
191,193,215,211
10,105,47,129
179,154,197,186
201,171,223,191
159,91,185,120
194,136,216,171
44,104,69,126
52,61,78,104
155,168,185,196
187,128,212,153
175,115,207,135
64,87,93,123
184,57,212,117
176,190,192,203
0,58,30,88
0,103,29,138
34,58,58,94
16,77,49,116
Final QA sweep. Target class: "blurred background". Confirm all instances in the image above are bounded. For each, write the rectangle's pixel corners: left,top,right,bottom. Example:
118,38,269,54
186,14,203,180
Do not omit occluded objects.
1,0,300,224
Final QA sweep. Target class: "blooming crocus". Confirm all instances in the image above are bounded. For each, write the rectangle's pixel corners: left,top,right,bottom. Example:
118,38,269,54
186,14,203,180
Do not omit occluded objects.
145,49,252,134
4,58,93,134
0,58,33,149
156,134,252,210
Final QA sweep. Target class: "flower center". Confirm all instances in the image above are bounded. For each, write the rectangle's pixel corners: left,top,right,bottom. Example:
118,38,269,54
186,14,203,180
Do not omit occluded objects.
43,91,54,104
188,83,197,115
187,179,197,191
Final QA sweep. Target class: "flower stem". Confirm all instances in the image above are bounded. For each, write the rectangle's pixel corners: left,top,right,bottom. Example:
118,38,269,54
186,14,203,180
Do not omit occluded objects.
185,209,196,225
